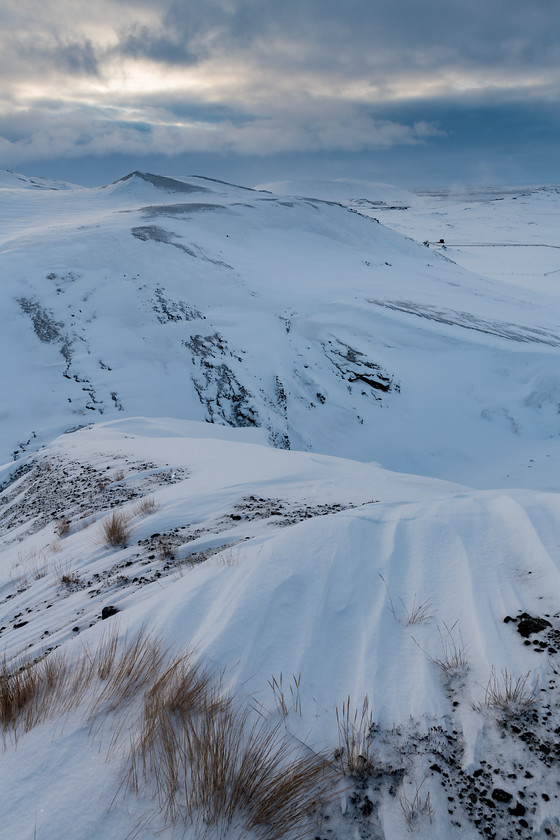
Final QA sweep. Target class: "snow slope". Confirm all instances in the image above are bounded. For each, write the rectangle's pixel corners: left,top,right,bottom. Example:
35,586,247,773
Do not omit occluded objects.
2,172,560,840
2,171,560,488
2,418,560,840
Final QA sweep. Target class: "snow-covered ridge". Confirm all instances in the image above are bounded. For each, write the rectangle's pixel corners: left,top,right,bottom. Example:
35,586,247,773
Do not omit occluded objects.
3,170,560,840
2,169,560,489
2,418,560,839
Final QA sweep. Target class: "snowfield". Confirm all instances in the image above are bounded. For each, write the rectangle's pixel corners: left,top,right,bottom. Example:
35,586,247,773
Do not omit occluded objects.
2,171,560,840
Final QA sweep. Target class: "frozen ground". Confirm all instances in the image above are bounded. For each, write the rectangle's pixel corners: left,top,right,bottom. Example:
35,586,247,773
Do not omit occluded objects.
2,171,560,840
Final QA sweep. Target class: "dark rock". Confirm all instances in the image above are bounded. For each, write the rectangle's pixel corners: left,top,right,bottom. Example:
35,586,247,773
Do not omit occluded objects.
430,764,442,773
517,613,552,638
361,796,374,817
13,621,28,629
101,605,120,620
508,801,526,817
492,788,512,803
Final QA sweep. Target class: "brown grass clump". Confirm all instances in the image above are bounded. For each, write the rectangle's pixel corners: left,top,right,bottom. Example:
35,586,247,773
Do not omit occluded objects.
1,631,337,839
127,665,335,839
0,629,159,739
186,710,333,840
412,620,469,680
134,496,159,516
101,510,132,548
55,517,71,537
88,630,168,717
59,571,82,590
473,667,536,715
0,651,74,739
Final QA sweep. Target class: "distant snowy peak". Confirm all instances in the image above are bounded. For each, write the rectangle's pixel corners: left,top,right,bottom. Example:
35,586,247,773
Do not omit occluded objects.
111,170,260,198
112,171,214,195
255,177,415,209
0,169,82,190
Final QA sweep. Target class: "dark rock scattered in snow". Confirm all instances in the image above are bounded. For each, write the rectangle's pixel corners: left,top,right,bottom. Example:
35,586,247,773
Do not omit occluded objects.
516,613,552,638
491,788,512,803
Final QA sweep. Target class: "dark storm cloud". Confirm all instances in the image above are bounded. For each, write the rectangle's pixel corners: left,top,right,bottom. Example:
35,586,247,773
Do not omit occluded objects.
111,0,560,81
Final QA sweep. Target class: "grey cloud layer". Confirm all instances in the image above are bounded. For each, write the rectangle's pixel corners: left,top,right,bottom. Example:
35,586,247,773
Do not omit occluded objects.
0,0,558,166
4,0,559,84
113,0,560,75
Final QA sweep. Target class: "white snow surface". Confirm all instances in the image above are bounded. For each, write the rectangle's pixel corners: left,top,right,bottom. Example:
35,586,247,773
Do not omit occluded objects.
2,170,560,488
2,172,560,840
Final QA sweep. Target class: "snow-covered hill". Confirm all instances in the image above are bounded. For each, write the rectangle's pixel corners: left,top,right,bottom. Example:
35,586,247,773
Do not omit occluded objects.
2,171,560,840
3,418,560,840
2,170,560,489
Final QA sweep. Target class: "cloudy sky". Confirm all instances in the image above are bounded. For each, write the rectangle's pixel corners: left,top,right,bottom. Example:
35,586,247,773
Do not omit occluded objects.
1,0,559,187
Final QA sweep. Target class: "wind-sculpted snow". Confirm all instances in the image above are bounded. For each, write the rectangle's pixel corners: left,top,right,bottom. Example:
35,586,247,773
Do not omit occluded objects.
369,299,560,346
2,419,560,839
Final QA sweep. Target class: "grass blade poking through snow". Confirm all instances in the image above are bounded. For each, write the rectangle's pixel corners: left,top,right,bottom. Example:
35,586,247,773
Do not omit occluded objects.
335,694,373,778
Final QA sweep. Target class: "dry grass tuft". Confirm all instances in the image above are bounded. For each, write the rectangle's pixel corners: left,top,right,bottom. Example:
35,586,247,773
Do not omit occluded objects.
59,571,82,590
101,510,132,548
217,546,240,567
430,621,469,676
157,537,175,562
0,629,161,739
400,774,434,830
379,575,435,625
88,631,168,717
413,621,468,679
55,517,71,537
128,678,334,839
1,651,73,739
403,595,435,626
134,496,159,517
1,631,336,840
268,672,302,718
335,694,373,777
474,667,536,714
